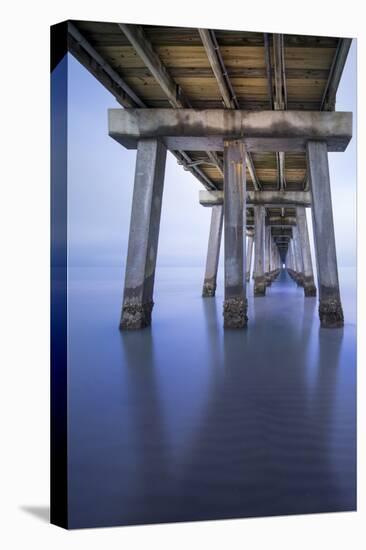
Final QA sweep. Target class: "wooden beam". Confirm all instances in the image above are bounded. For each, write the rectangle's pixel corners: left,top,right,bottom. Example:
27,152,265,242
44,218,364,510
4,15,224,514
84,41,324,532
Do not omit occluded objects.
68,25,216,189
273,34,287,110
68,36,133,109
120,66,330,79
246,154,261,191
199,28,261,190
198,29,234,109
321,38,352,111
69,23,216,190
118,23,191,109
207,151,223,176
263,33,274,110
272,34,287,191
68,24,219,193
67,23,145,109
172,151,216,191
146,99,323,110
264,35,284,191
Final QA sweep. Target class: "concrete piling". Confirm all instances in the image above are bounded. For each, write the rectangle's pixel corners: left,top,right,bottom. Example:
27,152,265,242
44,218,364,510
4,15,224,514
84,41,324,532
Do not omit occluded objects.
202,205,224,297
223,140,247,328
253,206,266,296
120,139,167,330
296,207,316,297
246,230,254,282
307,141,344,327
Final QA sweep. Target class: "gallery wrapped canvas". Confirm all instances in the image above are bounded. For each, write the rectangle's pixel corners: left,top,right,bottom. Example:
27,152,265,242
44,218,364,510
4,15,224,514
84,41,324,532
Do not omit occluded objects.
51,20,356,529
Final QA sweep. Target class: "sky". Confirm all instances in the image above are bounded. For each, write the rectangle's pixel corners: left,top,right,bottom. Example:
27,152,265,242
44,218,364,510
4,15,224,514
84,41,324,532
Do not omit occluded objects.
67,39,356,269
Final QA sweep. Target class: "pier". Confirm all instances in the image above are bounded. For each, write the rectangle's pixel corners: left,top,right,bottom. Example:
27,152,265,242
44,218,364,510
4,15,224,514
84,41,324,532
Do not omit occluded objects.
67,21,352,329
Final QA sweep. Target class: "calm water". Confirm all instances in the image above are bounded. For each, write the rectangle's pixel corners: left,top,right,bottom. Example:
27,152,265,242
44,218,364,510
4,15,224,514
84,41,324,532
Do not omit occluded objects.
67,267,356,528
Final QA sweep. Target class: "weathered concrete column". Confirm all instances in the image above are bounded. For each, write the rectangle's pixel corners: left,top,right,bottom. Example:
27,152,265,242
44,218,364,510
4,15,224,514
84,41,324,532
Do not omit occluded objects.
276,246,281,272
120,139,167,330
253,206,266,296
271,238,280,280
269,237,274,276
293,226,304,286
307,141,343,327
246,230,254,282
202,205,224,297
285,245,291,270
296,207,316,297
264,225,272,286
223,140,247,328
275,246,282,277
287,239,297,281
290,243,296,274
287,243,294,271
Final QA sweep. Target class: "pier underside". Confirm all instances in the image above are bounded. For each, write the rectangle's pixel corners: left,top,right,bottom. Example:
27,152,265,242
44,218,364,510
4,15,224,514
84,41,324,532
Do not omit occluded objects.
66,21,352,329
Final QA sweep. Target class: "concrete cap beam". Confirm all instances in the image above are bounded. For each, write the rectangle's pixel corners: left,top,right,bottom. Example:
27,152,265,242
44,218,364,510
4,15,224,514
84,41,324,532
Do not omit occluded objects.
109,108,352,152
199,190,311,207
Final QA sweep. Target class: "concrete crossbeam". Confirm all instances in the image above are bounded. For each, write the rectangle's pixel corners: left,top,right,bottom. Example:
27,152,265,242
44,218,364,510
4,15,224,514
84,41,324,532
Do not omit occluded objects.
265,216,297,226
271,227,293,237
109,109,352,152
275,237,291,242
247,217,296,227
199,190,311,207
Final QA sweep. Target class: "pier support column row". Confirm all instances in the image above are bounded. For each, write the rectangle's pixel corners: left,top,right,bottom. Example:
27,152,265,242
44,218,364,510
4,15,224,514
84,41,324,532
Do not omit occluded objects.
118,139,343,330
307,141,343,327
223,140,247,328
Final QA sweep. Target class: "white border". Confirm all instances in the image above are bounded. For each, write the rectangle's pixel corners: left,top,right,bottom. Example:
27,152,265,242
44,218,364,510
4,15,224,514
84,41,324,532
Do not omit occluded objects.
1,1,364,548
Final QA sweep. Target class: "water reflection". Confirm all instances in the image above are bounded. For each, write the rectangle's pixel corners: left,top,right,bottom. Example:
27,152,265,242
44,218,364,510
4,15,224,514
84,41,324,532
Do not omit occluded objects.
67,266,356,527
201,297,223,370
317,327,356,510
119,330,175,524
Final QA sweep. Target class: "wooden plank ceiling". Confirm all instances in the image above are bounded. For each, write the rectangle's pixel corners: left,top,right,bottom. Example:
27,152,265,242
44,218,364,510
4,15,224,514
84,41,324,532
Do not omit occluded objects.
69,21,344,198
